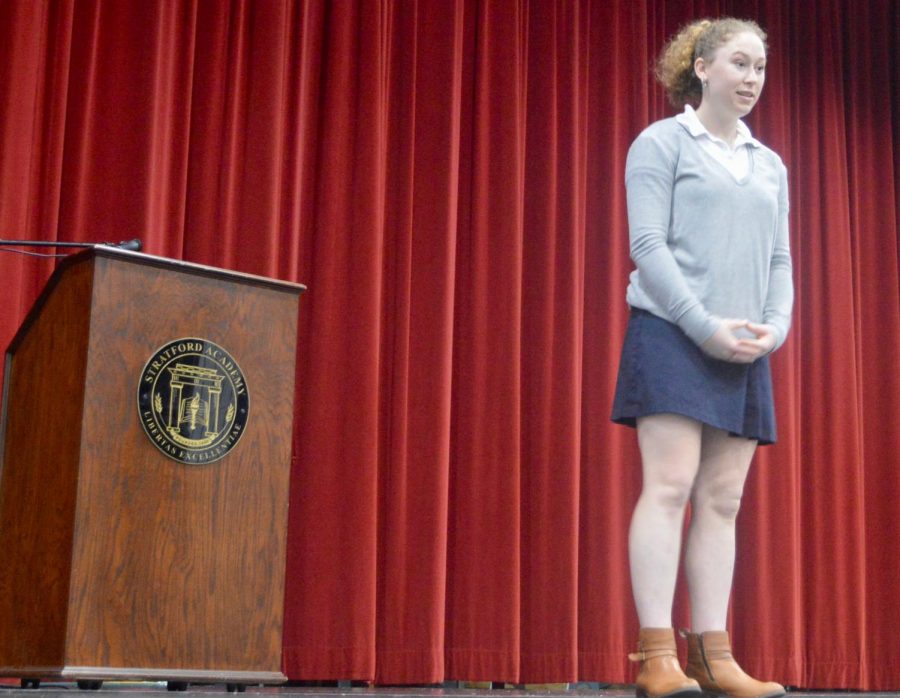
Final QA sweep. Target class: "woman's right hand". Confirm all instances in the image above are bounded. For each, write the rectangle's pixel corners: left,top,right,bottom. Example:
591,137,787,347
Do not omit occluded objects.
700,319,758,363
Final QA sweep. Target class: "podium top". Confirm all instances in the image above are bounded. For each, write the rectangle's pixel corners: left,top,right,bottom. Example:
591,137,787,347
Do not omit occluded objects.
4,247,306,357
71,246,307,294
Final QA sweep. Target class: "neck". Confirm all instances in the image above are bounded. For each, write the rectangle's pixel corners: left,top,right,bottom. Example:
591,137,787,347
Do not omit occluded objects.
694,103,739,146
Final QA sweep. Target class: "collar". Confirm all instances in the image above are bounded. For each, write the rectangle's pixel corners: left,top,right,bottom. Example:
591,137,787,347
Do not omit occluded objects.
676,105,761,149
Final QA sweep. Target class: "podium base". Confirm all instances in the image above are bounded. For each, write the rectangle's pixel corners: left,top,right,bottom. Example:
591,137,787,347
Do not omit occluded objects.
0,665,286,685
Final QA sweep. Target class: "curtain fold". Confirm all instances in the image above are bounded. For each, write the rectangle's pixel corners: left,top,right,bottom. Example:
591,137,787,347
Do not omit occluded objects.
778,0,867,687
373,0,463,683
516,0,586,682
283,0,387,680
1,0,898,689
576,0,649,680
841,0,900,689
445,0,526,682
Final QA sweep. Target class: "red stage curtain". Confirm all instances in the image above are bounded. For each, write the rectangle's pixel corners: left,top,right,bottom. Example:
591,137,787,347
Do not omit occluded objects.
1,0,898,689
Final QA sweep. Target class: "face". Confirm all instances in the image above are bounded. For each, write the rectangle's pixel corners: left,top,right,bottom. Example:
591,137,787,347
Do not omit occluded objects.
695,31,767,118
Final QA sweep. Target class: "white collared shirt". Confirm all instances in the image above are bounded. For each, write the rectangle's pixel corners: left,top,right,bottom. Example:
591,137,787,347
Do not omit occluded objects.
675,105,760,181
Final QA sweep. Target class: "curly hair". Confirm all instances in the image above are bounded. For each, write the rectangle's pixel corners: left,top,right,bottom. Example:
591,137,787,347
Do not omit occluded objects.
656,18,768,109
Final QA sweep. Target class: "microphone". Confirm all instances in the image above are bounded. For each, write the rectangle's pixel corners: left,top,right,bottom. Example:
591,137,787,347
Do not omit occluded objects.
113,239,142,251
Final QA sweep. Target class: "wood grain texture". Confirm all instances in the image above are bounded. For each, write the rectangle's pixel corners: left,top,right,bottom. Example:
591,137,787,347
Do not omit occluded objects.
0,250,301,681
0,256,95,668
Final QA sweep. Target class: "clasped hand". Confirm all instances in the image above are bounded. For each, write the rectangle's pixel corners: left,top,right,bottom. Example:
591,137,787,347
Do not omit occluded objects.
700,319,776,363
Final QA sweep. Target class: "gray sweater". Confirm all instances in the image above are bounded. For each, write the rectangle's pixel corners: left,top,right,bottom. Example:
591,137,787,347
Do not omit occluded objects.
624,117,793,350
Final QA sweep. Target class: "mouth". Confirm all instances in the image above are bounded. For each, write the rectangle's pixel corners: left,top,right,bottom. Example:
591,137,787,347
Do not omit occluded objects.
737,90,756,100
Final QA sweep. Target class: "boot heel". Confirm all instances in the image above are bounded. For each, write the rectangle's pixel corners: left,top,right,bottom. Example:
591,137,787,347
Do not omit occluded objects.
637,686,703,698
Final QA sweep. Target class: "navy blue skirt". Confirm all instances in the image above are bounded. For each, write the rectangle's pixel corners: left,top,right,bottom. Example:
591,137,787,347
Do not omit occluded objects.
611,308,777,445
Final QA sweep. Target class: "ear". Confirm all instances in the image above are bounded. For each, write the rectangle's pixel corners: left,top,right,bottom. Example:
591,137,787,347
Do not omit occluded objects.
694,56,707,83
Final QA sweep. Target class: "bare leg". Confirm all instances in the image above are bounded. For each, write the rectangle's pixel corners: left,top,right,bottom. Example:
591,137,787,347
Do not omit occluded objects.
629,414,703,628
684,424,757,632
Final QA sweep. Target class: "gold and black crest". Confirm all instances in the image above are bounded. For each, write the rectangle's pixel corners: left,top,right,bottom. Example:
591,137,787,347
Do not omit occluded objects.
137,338,250,464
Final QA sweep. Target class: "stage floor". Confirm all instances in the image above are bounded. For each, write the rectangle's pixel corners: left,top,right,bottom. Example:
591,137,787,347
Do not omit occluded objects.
0,683,897,698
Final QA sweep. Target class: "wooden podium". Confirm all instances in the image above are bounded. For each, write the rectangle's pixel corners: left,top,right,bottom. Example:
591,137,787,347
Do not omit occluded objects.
0,248,304,687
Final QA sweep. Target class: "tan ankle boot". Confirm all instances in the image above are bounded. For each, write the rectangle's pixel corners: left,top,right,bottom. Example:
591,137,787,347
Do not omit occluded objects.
629,627,702,698
684,630,785,698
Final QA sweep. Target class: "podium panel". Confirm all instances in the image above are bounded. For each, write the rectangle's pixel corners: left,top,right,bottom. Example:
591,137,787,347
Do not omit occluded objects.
0,248,304,684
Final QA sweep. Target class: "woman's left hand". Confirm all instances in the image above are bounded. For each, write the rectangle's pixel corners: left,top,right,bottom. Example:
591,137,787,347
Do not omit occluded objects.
736,322,777,360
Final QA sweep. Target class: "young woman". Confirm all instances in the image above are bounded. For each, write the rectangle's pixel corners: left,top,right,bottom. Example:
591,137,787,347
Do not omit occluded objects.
611,18,793,698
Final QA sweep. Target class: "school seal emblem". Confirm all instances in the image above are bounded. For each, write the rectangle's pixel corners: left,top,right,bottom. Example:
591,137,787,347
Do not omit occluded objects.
137,338,250,464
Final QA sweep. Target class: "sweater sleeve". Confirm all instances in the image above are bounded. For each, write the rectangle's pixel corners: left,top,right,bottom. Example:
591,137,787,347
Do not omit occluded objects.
625,131,720,346
762,160,794,350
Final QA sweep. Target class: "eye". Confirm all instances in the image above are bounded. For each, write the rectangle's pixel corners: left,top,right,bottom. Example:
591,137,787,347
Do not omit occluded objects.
756,64,766,74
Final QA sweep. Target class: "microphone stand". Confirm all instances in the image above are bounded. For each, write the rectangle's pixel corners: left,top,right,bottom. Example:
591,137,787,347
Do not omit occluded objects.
0,239,142,251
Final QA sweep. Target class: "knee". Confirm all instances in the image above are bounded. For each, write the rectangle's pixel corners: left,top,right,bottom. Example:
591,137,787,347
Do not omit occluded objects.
643,476,694,515
693,483,744,521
